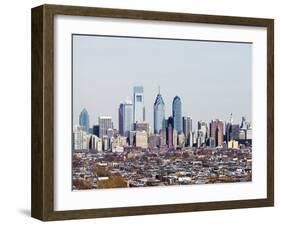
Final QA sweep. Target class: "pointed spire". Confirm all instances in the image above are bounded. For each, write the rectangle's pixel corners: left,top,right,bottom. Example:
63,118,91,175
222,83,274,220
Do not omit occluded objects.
230,113,233,124
154,86,165,105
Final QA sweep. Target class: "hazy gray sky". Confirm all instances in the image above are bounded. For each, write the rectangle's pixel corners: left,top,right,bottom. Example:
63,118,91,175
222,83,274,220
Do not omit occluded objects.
73,35,252,129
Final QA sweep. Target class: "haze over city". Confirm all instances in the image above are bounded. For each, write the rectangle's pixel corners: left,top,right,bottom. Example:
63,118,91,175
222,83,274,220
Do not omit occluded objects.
72,34,252,128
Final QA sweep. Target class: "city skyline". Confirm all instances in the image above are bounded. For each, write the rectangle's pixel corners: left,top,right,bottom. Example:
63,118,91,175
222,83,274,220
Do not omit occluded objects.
75,88,251,133
75,101,251,135
73,35,252,128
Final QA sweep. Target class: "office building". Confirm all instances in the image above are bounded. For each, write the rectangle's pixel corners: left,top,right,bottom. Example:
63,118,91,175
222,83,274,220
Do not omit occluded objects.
133,86,145,123
135,121,150,135
129,131,136,146
192,131,197,146
239,130,246,140
183,116,192,138
225,113,239,142
178,133,185,147
82,134,91,150
111,136,128,149
246,128,252,140
232,124,240,140
106,128,114,138
238,116,252,142
198,120,208,143
240,116,248,130
209,137,216,148
92,125,99,137
90,135,102,152
135,131,148,149
226,123,240,142
119,100,133,137
173,128,178,148
172,96,182,133
197,131,205,147
153,88,165,134
167,116,173,148
73,125,90,150
188,131,193,147
160,129,167,146
79,108,89,133
73,125,84,150
210,119,224,147
118,104,124,135
148,134,161,148
98,116,113,138
228,140,239,149
102,136,110,151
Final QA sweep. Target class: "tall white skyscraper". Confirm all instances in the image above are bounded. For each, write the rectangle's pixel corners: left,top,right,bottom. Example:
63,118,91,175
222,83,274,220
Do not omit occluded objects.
133,86,145,123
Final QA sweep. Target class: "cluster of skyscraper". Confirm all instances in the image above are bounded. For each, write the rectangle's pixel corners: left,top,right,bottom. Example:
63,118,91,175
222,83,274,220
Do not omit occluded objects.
117,86,187,148
74,86,252,152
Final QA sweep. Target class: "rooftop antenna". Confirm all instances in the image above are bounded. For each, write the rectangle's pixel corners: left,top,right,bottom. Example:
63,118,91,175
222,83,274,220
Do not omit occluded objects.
230,113,234,124
158,85,160,94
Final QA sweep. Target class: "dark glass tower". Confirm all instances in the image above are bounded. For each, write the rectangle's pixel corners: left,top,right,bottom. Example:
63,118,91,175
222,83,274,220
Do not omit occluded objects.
166,116,174,148
172,96,182,133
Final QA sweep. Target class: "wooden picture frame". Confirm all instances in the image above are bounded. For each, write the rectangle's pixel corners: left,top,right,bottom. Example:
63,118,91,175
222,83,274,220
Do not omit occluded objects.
31,4,274,221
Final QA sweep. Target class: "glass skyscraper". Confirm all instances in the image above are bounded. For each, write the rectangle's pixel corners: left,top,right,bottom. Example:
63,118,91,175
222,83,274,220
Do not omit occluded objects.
183,116,192,138
133,86,145,123
98,116,113,138
153,90,165,134
119,104,124,135
79,108,89,133
119,100,133,137
172,96,182,133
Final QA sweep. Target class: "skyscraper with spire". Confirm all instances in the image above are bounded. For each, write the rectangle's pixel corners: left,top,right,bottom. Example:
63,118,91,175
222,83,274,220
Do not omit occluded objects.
225,113,240,142
153,86,165,134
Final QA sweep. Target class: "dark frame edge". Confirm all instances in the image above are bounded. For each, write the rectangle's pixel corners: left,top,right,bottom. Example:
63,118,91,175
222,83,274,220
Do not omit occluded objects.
44,198,272,221
31,5,44,221
31,5,55,221
42,3,273,26
266,18,274,207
